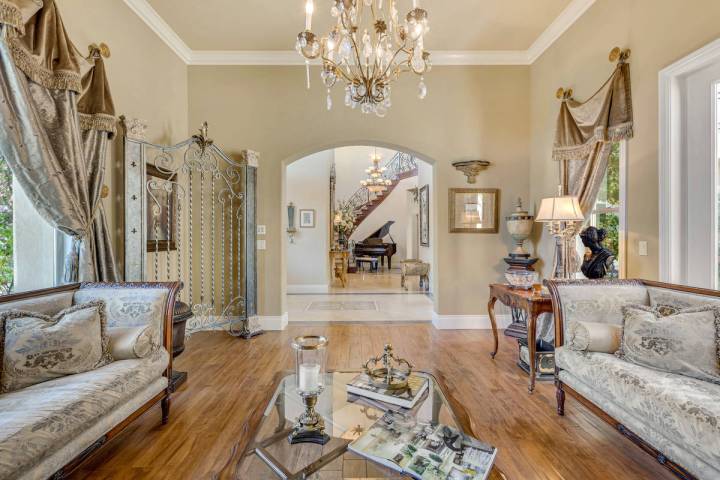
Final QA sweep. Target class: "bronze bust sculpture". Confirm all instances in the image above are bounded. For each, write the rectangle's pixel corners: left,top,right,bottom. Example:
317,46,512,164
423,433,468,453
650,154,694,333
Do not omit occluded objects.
580,227,616,279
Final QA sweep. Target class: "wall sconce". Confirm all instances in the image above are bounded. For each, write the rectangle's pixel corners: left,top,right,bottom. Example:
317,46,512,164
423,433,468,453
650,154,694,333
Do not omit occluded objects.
287,202,298,243
452,160,491,184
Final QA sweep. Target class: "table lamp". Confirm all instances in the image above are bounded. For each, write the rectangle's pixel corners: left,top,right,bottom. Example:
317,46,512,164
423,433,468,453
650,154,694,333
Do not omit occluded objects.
535,187,584,279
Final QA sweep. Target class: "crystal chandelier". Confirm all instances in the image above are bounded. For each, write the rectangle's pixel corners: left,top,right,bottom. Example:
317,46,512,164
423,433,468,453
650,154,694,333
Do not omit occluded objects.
296,0,431,117
361,150,393,192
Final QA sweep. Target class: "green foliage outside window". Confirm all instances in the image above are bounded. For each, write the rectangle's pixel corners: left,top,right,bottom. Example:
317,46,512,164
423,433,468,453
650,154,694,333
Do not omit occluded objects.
591,143,621,259
0,159,13,294
601,143,620,257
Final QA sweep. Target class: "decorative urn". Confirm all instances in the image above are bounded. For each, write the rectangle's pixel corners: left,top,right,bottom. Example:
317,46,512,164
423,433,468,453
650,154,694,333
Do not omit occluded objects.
504,198,538,271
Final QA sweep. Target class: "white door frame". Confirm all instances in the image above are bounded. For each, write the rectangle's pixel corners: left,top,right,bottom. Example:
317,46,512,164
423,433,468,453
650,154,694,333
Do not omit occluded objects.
659,38,720,286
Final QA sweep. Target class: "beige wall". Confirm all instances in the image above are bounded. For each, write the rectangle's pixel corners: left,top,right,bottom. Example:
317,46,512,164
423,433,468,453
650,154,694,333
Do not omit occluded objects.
286,150,332,288
188,66,531,316
57,0,188,271
529,0,720,280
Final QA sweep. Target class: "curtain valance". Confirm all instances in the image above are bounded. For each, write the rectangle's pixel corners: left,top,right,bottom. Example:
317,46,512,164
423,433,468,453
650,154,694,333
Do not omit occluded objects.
553,62,633,163
0,0,118,282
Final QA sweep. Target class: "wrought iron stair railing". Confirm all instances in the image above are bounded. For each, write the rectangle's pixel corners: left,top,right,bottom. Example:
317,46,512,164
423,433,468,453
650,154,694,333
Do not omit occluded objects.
345,152,418,228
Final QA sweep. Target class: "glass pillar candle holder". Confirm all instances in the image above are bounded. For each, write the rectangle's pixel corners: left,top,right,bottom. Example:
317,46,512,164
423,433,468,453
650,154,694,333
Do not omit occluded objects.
289,335,330,445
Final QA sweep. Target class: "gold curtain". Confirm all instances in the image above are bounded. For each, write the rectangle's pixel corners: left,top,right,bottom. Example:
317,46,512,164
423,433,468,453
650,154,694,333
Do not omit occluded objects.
551,61,633,277
0,0,118,282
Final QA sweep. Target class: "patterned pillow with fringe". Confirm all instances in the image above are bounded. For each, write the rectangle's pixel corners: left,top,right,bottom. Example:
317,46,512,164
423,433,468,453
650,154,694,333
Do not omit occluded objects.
0,301,113,393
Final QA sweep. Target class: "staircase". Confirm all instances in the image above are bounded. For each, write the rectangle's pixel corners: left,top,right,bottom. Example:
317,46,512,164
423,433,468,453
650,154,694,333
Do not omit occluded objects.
347,152,418,228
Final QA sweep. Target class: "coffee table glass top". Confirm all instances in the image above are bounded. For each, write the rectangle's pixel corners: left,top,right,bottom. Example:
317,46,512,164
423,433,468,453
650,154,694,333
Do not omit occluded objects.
237,370,504,480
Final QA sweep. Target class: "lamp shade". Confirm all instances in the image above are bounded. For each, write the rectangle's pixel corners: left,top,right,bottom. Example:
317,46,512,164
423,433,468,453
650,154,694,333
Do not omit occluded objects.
535,195,584,222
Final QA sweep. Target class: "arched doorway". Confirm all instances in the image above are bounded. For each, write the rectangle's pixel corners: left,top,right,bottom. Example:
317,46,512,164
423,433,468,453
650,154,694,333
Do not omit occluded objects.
282,143,436,323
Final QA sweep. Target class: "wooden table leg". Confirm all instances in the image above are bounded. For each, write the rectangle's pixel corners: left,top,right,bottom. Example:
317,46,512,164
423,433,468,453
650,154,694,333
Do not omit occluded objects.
487,296,499,359
527,313,538,393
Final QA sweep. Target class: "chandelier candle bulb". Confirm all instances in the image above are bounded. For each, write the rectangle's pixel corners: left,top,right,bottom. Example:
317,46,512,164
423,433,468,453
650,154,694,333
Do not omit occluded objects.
305,0,314,30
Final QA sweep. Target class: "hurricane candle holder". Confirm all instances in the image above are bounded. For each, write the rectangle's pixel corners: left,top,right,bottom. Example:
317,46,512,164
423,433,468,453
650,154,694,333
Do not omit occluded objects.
289,335,330,445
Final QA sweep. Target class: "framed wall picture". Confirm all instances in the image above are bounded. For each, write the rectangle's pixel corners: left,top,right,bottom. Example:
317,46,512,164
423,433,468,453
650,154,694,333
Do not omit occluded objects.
146,164,177,251
448,188,499,233
299,209,316,228
419,185,430,247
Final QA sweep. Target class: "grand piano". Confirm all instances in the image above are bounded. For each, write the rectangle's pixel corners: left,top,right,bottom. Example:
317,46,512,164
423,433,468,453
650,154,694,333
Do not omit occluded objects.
353,221,398,270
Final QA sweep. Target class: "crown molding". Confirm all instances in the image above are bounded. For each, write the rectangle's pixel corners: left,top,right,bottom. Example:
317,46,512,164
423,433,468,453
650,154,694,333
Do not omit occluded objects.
122,0,193,63
125,0,596,66
526,0,597,63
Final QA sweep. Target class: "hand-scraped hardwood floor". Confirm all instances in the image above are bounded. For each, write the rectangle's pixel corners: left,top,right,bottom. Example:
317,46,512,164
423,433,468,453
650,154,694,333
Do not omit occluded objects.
71,324,674,480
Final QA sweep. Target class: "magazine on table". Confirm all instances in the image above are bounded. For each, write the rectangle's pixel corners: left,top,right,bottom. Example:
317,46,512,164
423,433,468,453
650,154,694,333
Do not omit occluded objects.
349,411,497,480
346,373,429,409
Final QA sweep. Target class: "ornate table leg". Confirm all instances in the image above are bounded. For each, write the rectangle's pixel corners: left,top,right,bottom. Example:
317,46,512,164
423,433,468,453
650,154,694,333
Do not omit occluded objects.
487,296,499,359
527,312,538,393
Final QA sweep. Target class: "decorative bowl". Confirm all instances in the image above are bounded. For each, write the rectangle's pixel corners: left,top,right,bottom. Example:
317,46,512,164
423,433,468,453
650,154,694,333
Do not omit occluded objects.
505,270,538,289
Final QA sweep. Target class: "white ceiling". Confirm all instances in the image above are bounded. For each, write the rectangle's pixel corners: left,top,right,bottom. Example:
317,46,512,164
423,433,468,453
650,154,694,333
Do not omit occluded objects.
123,0,597,65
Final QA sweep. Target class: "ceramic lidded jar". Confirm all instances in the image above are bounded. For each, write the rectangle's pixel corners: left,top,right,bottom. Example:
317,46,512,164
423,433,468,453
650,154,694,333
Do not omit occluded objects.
505,198,535,257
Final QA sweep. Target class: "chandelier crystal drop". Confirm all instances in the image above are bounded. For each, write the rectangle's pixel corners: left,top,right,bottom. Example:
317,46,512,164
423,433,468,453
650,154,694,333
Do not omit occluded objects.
297,0,431,117
360,150,393,192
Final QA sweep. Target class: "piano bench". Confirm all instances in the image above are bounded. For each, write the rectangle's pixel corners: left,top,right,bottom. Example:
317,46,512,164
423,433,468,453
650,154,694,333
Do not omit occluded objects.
356,256,379,272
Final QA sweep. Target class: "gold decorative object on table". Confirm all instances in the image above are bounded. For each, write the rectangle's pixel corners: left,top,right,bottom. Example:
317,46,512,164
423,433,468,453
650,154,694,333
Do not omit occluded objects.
289,335,330,445
363,344,413,391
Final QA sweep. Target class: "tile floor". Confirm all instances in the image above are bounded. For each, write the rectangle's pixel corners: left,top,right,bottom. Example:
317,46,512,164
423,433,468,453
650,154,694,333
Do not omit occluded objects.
289,271,434,323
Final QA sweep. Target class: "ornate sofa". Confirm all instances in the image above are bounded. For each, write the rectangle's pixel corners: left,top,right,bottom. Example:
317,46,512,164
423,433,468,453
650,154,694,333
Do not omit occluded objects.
547,279,720,480
0,281,180,480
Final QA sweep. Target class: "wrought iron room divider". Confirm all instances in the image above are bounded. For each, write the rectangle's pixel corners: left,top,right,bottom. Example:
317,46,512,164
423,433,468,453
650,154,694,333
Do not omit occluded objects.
122,120,259,337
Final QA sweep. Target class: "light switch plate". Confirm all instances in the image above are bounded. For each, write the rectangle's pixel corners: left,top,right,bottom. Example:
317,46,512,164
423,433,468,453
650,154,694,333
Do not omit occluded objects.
638,241,648,256
257,239,266,250
257,225,266,235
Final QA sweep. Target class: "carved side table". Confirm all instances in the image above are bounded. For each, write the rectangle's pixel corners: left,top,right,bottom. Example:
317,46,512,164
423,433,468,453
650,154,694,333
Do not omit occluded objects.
329,250,349,288
487,283,553,393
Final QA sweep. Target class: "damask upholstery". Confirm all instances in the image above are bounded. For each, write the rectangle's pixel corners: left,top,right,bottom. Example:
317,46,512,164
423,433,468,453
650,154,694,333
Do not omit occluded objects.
618,305,720,384
74,287,169,352
648,287,720,312
108,325,155,360
553,281,649,342
557,347,720,478
1,301,113,392
566,320,622,353
0,291,74,316
0,349,168,480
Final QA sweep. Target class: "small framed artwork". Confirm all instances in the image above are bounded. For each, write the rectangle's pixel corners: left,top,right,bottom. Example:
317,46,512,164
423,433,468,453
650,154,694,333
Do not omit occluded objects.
448,188,499,233
419,185,430,247
146,164,177,251
299,209,316,228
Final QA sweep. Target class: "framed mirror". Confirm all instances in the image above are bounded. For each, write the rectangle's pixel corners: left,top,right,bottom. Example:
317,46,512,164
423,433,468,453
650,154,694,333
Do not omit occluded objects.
448,188,499,233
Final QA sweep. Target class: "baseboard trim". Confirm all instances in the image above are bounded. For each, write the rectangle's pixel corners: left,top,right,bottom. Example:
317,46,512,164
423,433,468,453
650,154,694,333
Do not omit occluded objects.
287,284,329,294
431,312,512,330
257,313,289,331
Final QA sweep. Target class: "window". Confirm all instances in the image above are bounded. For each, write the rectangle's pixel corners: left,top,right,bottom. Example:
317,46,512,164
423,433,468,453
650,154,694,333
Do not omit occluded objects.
0,158,68,294
588,141,626,278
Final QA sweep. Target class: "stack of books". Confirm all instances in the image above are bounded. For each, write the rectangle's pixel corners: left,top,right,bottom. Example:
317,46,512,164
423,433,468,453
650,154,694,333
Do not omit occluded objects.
346,373,429,409
349,410,497,480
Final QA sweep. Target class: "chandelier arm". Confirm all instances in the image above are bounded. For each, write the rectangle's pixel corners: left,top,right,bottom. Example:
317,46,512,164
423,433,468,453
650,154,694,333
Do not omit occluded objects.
349,30,368,81
325,59,353,84
340,11,368,81
379,45,409,80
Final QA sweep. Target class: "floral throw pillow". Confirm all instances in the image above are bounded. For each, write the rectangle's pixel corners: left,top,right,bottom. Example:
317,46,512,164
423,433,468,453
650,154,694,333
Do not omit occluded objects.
0,300,113,393
618,304,720,384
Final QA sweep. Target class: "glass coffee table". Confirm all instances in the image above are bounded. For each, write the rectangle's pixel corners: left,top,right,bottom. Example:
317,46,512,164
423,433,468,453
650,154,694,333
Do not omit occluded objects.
228,370,507,479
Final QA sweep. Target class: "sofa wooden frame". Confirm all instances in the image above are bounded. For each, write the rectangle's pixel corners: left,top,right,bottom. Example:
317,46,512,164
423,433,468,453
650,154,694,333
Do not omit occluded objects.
0,281,181,479
546,279,720,480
